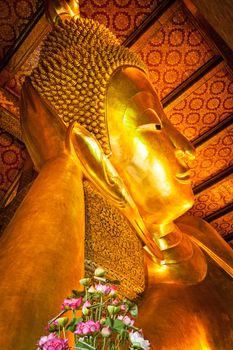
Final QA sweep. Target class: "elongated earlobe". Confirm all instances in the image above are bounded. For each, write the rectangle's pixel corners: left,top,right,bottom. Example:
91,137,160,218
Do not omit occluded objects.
20,78,67,171
67,122,164,261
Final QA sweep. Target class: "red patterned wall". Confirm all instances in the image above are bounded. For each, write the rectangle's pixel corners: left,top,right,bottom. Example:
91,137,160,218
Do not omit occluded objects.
0,128,26,200
189,125,233,186
211,212,233,238
79,0,163,43
132,2,216,99
166,63,233,141
189,176,233,218
0,0,43,60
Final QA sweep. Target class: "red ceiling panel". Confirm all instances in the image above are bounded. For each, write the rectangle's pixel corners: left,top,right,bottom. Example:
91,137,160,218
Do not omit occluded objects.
0,128,26,200
0,0,43,60
166,63,233,140
132,1,216,99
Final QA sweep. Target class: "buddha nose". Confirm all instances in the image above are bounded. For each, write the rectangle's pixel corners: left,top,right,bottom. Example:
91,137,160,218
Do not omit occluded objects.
175,143,196,161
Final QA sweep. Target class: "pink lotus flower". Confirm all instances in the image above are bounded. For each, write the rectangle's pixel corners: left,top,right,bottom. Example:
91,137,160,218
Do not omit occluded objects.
61,297,82,310
117,315,134,326
37,333,68,350
75,320,101,335
95,284,111,295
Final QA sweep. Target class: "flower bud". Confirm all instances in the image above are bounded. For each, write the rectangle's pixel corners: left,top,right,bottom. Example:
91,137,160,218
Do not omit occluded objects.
88,285,96,293
100,318,106,325
94,266,105,277
48,323,59,332
101,326,112,337
82,308,90,316
82,301,91,316
107,305,120,316
79,278,91,286
57,317,69,327
109,287,117,297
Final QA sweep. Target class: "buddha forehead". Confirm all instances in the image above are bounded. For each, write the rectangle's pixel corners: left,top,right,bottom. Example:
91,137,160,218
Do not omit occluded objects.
30,16,146,155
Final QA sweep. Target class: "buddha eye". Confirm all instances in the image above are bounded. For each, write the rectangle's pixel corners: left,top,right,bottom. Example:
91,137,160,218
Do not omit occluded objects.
137,123,162,132
140,108,163,131
155,124,161,131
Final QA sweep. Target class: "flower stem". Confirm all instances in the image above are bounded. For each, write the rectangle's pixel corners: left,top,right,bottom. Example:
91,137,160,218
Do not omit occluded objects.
48,310,67,324
102,337,106,350
98,295,103,320
62,326,66,339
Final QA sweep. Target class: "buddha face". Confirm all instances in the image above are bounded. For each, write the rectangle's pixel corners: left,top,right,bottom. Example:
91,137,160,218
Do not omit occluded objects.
106,67,195,228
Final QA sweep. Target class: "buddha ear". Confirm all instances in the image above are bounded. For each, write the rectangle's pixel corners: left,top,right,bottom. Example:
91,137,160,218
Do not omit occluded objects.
20,77,67,171
66,122,164,261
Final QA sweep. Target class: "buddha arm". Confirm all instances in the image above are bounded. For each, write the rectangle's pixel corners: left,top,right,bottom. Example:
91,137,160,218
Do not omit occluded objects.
0,79,85,349
0,153,85,350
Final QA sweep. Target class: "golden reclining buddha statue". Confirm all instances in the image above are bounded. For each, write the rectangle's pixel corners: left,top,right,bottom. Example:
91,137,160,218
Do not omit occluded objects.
0,1,233,349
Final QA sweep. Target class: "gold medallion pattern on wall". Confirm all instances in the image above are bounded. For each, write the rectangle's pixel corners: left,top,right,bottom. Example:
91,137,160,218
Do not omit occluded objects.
188,176,233,218
79,0,162,43
0,129,26,201
0,0,43,60
131,2,216,99
210,211,233,238
166,64,233,141
188,125,233,187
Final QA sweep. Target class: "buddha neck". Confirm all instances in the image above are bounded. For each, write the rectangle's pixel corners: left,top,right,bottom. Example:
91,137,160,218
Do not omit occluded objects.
145,221,208,284
147,222,190,263
148,222,176,239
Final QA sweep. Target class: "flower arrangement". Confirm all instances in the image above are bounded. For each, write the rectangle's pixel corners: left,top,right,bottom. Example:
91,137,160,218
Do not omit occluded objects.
37,267,150,350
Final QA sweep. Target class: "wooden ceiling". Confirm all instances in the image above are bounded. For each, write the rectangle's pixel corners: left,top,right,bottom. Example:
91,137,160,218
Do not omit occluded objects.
0,0,232,245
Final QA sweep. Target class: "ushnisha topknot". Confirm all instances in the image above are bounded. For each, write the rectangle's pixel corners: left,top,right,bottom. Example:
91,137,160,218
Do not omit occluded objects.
30,16,147,155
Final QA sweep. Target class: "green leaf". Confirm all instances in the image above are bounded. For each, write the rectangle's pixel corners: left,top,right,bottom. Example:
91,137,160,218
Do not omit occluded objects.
112,319,125,333
120,328,129,336
104,317,113,328
75,340,97,350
